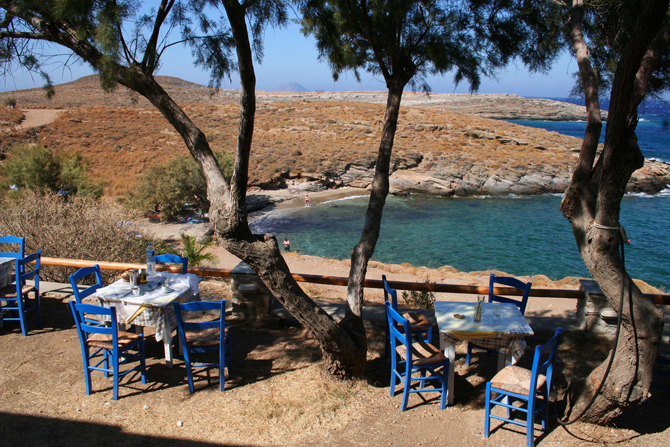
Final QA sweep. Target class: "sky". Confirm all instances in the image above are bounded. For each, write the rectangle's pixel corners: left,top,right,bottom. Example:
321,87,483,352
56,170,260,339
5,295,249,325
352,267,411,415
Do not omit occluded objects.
0,21,579,99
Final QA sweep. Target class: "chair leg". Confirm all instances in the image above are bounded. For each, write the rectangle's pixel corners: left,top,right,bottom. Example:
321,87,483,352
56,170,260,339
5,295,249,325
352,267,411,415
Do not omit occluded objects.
113,352,120,401
400,363,412,411
484,383,492,438
17,296,28,337
527,400,535,447
139,340,147,385
184,352,195,394
35,291,42,329
83,349,93,396
466,342,473,366
389,356,398,397
440,363,448,410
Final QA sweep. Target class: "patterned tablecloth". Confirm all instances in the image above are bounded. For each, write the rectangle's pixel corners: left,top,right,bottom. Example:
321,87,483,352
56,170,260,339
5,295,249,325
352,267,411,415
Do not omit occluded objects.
94,273,200,342
434,301,533,364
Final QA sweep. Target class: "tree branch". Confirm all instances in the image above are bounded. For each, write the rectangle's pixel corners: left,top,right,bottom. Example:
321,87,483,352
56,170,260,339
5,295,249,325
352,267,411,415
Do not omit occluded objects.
142,0,175,70
569,0,602,180
0,30,47,40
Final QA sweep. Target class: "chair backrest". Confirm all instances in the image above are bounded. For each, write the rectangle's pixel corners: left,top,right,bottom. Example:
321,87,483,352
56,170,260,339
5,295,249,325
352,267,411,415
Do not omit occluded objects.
174,300,225,337
529,327,562,394
70,301,119,341
382,275,399,310
69,265,103,304
488,273,532,315
15,251,40,290
0,235,25,259
385,301,413,356
155,254,188,274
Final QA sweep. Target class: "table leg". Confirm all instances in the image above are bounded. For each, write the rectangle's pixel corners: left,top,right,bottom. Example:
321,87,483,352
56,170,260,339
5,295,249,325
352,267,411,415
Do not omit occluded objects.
445,344,456,406
497,349,513,371
163,308,173,368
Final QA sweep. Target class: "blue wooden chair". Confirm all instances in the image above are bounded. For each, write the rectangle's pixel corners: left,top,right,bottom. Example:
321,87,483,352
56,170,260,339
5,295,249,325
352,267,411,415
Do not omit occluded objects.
386,301,449,411
69,265,105,326
0,251,42,336
173,299,230,393
0,235,25,259
155,254,188,274
466,273,532,366
69,301,147,400
382,275,433,355
69,265,104,304
484,327,562,447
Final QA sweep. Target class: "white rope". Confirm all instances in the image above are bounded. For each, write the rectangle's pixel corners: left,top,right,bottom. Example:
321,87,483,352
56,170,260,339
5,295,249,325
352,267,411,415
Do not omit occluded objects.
594,222,620,230
594,222,630,244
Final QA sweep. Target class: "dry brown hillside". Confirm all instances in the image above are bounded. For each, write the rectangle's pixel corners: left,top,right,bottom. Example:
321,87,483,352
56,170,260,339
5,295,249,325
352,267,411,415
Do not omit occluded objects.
0,75,628,197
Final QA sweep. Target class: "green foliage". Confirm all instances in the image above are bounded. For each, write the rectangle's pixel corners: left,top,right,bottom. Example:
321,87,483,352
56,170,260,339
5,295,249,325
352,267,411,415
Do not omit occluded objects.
5,97,16,108
299,0,563,92
179,232,218,267
126,150,233,221
0,144,103,198
401,282,436,311
0,190,150,283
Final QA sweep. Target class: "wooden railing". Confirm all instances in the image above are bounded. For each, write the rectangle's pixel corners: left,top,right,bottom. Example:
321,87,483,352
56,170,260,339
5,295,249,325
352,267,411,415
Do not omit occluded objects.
41,256,670,305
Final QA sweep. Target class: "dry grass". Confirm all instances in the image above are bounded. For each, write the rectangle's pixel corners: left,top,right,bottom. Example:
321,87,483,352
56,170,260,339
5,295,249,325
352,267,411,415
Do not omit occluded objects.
0,107,24,127
0,80,583,198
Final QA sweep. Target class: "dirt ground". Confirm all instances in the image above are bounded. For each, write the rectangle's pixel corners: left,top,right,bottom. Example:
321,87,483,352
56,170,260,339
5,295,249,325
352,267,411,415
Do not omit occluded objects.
2,190,669,446
2,272,669,446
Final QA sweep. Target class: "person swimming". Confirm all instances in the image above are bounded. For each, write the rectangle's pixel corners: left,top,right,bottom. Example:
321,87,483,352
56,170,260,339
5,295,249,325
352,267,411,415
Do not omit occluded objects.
283,238,291,251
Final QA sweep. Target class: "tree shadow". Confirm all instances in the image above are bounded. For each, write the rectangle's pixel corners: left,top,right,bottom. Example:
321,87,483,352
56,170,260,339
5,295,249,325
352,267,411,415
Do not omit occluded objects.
0,412,251,447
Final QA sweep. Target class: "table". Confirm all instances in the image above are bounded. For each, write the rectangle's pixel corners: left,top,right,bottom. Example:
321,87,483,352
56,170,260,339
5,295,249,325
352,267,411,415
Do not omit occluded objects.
94,273,200,367
434,301,534,405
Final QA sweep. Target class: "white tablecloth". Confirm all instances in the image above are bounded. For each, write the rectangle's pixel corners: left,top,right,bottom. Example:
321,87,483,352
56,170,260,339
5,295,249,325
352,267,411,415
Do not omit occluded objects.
94,273,199,341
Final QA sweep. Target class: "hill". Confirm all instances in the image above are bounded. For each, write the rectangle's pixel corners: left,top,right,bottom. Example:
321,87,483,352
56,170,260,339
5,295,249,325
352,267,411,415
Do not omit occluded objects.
0,75,667,198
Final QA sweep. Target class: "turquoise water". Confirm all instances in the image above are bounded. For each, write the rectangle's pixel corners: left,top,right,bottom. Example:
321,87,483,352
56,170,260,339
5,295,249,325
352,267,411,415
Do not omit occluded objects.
251,100,670,290
252,192,670,289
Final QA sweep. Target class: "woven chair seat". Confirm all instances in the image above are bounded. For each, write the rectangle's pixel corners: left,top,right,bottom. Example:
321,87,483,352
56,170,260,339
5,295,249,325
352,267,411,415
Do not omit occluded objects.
0,284,35,298
400,311,431,331
185,327,228,347
88,331,142,349
491,365,546,396
396,340,446,366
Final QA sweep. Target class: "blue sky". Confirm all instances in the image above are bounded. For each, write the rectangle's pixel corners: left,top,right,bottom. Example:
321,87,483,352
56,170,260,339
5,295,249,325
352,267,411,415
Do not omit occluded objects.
0,21,579,98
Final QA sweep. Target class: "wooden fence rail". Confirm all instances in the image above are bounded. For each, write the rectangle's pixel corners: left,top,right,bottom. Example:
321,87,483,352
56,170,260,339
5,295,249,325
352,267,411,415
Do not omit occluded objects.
41,256,670,305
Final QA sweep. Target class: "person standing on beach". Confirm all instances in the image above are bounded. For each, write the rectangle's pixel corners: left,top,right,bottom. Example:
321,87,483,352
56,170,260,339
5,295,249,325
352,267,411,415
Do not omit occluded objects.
283,239,291,251
304,195,312,207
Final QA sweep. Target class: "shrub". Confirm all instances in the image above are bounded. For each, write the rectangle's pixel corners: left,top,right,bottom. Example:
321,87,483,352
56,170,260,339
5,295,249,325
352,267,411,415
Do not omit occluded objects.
401,279,436,310
0,191,151,283
126,151,234,221
0,144,102,198
5,98,16,108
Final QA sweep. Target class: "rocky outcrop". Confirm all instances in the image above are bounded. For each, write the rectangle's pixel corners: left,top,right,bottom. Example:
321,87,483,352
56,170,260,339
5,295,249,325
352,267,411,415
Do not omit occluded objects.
283,152,670,197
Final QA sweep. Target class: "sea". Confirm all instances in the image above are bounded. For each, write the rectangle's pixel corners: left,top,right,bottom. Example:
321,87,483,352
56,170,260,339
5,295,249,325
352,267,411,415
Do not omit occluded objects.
250,98,670,290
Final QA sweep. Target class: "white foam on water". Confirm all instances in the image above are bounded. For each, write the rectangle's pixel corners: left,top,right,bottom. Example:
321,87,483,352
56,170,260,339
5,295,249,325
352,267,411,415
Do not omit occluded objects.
320,195,369,205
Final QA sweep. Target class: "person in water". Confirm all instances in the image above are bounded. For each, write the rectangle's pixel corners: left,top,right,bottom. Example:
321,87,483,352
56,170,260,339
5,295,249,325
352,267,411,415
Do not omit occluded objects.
304,195,312,207
283,239,291,251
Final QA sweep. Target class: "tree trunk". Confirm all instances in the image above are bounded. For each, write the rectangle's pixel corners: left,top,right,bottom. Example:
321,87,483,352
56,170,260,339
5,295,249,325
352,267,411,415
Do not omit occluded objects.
214,0,363,379
560,0,668,424
7,0,366,379
342,80,405,374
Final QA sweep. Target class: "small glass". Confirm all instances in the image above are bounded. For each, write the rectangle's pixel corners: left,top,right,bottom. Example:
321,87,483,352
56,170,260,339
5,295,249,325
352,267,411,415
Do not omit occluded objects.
493,305,502,324
131,286,141,296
